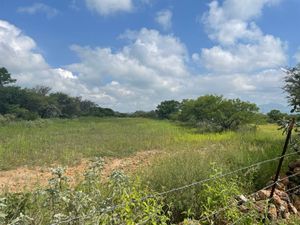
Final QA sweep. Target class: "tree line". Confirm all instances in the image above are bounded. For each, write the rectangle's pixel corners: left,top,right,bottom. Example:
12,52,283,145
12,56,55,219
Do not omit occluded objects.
0,67,122,120
2,65,299,131
137,64,300,130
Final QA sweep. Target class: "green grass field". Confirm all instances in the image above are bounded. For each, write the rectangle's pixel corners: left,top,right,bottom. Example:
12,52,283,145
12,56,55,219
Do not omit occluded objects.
1,117,300,223
0,117,235,170
0,117,294,192
0,118,293,185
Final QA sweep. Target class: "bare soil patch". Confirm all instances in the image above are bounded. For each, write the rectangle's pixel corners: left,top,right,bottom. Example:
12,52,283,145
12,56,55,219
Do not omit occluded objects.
0,150,160,193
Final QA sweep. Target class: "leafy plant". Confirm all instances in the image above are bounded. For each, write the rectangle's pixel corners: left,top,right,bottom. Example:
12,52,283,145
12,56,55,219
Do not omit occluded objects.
198,164,242,224
0,157,170,224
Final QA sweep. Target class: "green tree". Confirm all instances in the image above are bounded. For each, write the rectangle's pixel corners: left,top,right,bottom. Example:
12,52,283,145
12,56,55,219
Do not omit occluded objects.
90,107,115,117
0,68,118,119
31,85,51,96
131,110,157,118
0,86,23,114
156,100,181,119
178,95,259,131
0,67,16,87
267,109,288,123
79,100,97,116
284,64,300,112
49,93,81,118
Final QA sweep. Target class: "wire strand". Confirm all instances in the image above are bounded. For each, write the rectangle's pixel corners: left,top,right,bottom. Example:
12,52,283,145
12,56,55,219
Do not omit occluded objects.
55,151,300,224
199,171,300,223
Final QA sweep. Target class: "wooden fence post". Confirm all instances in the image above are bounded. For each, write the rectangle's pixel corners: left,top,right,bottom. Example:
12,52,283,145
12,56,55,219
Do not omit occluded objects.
269,118,295,199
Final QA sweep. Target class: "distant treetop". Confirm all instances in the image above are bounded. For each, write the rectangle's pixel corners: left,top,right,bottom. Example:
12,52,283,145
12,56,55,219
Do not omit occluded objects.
0,67,16,87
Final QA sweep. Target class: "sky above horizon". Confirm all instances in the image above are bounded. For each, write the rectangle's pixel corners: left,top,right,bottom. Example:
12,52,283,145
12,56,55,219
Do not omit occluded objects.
0,0,300,112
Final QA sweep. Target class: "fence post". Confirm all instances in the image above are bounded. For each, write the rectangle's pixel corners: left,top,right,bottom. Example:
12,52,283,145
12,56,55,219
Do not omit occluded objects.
269,118,295,200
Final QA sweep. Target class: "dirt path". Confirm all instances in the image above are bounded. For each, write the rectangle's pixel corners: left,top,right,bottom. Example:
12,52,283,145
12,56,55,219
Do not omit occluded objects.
0,150,161,193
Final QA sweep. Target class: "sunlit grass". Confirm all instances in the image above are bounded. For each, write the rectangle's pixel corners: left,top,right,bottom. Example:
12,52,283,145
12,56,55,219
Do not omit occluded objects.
1,118,298,222
0,117,236,170
137,123,299,221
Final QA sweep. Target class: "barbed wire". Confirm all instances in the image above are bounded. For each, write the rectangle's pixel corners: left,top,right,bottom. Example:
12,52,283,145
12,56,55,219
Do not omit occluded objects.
93,150,300,217
198,170,300,223
54,150,300,224
150,151,299,197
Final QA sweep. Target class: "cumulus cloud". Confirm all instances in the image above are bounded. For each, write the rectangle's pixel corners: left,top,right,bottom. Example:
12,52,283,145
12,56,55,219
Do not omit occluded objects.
188,69,285,105
0,19,190,111
294,48,300,63
198,0,287,73
67,28,189,111
0,20,81,96
0,18,288,112
155,9,172,31
17,3,58,18
85,0,133,15
0,20,48,73
199,35,286,73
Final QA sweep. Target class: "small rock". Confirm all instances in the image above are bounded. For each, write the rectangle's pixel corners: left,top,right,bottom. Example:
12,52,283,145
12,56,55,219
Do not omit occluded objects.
255,200,267,213
275,189,289,200
283,211,290,219
279,182,286,191
273,194,287,209
292,195,300,210
255,190,270,201
288,202,298,214
237,194,248,204
268,204,277,220
279,205,287,218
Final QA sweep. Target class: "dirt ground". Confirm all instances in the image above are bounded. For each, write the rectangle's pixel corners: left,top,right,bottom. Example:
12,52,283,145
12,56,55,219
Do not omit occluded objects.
0,150,160,193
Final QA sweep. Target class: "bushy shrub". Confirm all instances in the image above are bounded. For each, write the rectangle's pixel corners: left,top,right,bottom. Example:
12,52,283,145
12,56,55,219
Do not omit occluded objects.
0,158,170,225
10,107,39,120
181,165,262,225
195,120,222,133
177,95,259,131
197,165,253,224
0,114,16,125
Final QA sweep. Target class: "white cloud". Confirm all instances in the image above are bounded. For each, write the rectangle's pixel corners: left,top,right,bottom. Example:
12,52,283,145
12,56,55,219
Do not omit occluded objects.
199,0,287,73
67,28,189,111
188,69,286,105
200,35,286,73
222,0,281,21
17,3,58,18
85,0,133,15
155,9,172,31
294,48,300,63
0,20,48,73
0,20,84,97
0,19,288,112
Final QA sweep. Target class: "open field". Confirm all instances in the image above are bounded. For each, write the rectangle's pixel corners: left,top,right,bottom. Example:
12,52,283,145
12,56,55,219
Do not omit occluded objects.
1,117,299,223
0,117,235,170
0,118,294,189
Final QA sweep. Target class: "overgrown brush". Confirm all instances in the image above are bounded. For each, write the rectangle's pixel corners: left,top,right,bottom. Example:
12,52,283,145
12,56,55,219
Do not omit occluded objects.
140,125,299,223
0,158,169,225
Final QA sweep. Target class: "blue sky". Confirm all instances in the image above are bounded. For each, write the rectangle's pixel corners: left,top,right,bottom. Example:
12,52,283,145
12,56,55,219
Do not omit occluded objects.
0,0,300,112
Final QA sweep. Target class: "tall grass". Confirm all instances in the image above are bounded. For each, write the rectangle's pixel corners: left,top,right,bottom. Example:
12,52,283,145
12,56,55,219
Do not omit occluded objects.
139,124,299,221
0,117,234,170
1,117,299,223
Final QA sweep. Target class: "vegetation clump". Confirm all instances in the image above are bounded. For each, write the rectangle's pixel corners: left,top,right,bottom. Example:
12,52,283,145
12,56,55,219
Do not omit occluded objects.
0,158,169,225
